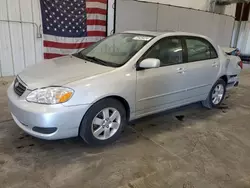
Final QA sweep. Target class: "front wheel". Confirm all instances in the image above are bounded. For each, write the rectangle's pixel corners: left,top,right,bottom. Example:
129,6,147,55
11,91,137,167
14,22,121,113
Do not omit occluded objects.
79,98,126,145
202,79,226,109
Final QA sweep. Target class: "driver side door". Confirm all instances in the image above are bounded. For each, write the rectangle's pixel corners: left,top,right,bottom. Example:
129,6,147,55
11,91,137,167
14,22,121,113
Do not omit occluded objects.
135,37,189,117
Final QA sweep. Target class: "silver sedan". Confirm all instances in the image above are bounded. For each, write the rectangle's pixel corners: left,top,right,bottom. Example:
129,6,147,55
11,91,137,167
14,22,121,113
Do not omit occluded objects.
8,31,242,145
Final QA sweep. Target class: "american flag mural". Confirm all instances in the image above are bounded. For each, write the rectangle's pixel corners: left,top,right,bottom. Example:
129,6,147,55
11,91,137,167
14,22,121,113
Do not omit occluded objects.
40,0,107,59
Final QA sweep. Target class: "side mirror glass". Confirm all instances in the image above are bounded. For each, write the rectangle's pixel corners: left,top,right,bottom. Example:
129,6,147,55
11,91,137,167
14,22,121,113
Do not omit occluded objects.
139,58,160,69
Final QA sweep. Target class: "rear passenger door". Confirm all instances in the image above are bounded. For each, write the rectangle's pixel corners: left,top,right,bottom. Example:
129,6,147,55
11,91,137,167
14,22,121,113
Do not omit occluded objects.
183,37,220,98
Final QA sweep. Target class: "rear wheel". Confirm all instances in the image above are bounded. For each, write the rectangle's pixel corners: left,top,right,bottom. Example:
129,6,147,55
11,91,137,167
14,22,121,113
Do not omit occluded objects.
202,79,226,109
79,98,126,145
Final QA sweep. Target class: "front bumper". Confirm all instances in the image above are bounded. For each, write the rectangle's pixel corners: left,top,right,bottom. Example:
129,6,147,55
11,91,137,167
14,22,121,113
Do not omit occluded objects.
8,83,89,140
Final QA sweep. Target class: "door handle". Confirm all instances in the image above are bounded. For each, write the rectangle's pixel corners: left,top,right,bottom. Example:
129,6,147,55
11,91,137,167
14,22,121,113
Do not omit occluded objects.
212,62,219,67
177,67,185,74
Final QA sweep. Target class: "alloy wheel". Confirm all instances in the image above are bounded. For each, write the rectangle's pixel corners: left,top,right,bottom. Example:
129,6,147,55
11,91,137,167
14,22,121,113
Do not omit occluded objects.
212,84,225,105
91,108,121,140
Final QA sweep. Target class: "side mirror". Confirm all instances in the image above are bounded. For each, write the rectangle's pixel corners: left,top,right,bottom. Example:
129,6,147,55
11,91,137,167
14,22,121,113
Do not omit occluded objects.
138,58,160,69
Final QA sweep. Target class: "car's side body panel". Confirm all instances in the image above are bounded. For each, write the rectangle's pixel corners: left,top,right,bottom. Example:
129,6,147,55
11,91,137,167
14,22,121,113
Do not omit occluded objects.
133,33,222,118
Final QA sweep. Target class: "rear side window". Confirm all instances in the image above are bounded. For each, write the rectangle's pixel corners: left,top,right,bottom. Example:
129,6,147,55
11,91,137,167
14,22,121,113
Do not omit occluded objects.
185,38,218,62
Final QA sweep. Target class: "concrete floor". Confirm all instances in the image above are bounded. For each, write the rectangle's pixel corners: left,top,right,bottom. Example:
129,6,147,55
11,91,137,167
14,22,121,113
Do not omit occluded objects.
1,68,250,188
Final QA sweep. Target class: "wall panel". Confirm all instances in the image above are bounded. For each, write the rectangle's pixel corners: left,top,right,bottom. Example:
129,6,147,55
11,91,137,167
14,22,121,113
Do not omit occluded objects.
245,23,250,53
178,8,201,33
140,0,236,16
224,16,235,46
7,0,25,75
20,0,36,68
0,0,43,76
0,0,14,76
0,22,14,76
115,0,158,32
115,0,234,47
236,21,250,54
157,5,180,32
32,0,43,64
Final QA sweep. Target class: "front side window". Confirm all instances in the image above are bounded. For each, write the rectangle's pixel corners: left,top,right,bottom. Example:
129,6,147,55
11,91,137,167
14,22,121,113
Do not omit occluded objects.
142,38,183,67
75,33,153,67
185,38,218,62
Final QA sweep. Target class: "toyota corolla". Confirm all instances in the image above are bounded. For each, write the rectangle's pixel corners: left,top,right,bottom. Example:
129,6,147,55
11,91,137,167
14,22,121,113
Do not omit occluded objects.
8,31,242,145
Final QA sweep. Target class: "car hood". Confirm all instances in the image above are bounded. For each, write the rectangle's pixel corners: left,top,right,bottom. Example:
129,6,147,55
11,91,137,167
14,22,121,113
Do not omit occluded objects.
18,56,115,89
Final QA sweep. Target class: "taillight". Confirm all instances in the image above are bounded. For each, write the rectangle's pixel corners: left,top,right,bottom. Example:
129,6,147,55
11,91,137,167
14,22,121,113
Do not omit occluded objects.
238,61,243,69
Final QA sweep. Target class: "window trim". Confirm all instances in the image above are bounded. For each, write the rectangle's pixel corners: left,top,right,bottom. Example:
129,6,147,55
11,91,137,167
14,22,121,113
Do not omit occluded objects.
182,36,218,63
136,36,185,69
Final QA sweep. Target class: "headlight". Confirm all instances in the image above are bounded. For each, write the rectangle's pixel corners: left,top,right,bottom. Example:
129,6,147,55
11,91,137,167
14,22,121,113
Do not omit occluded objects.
26,87,74,104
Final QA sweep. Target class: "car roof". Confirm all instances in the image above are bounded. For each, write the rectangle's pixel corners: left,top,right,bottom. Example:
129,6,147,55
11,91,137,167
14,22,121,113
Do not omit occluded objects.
123,30,209,39
123,30,167,36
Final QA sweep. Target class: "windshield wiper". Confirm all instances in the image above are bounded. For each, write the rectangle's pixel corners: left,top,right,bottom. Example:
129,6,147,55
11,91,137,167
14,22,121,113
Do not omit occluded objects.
73,52,106,65
73,52,90,61
84,56,110,66
84,55,120,67
73,52,119,67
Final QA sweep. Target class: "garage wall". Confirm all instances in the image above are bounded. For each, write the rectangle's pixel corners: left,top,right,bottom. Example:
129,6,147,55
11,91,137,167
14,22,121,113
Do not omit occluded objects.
0,0,115,76
115,0,235,47
235,21,250,54
231,7,250,54
0,0,235,76
141,0,209,10
0,0,43,77
139,0,236,16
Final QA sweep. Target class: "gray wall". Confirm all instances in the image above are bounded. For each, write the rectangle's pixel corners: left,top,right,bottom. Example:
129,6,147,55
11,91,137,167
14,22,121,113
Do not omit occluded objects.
115,0,234,47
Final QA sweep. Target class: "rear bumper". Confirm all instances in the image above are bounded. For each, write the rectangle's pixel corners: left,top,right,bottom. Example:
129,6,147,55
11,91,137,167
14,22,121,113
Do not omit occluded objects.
234,81,239,87
227,75,239,90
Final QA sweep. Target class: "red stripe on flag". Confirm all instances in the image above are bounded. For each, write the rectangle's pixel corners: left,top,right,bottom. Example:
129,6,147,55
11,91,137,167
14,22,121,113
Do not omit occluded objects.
44,41,94,49
87,31,106,36
86,8,107,15
43,0,107,59
44,53,65,59
86,0,107,3
86,19,106,26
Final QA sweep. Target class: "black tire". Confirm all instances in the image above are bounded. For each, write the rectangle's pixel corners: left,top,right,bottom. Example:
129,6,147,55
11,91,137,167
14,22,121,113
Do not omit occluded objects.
202,78,226,109
79,98,126,145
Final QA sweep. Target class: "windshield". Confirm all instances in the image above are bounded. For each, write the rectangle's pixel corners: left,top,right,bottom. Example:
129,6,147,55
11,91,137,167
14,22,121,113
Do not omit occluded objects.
74,33,153,67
